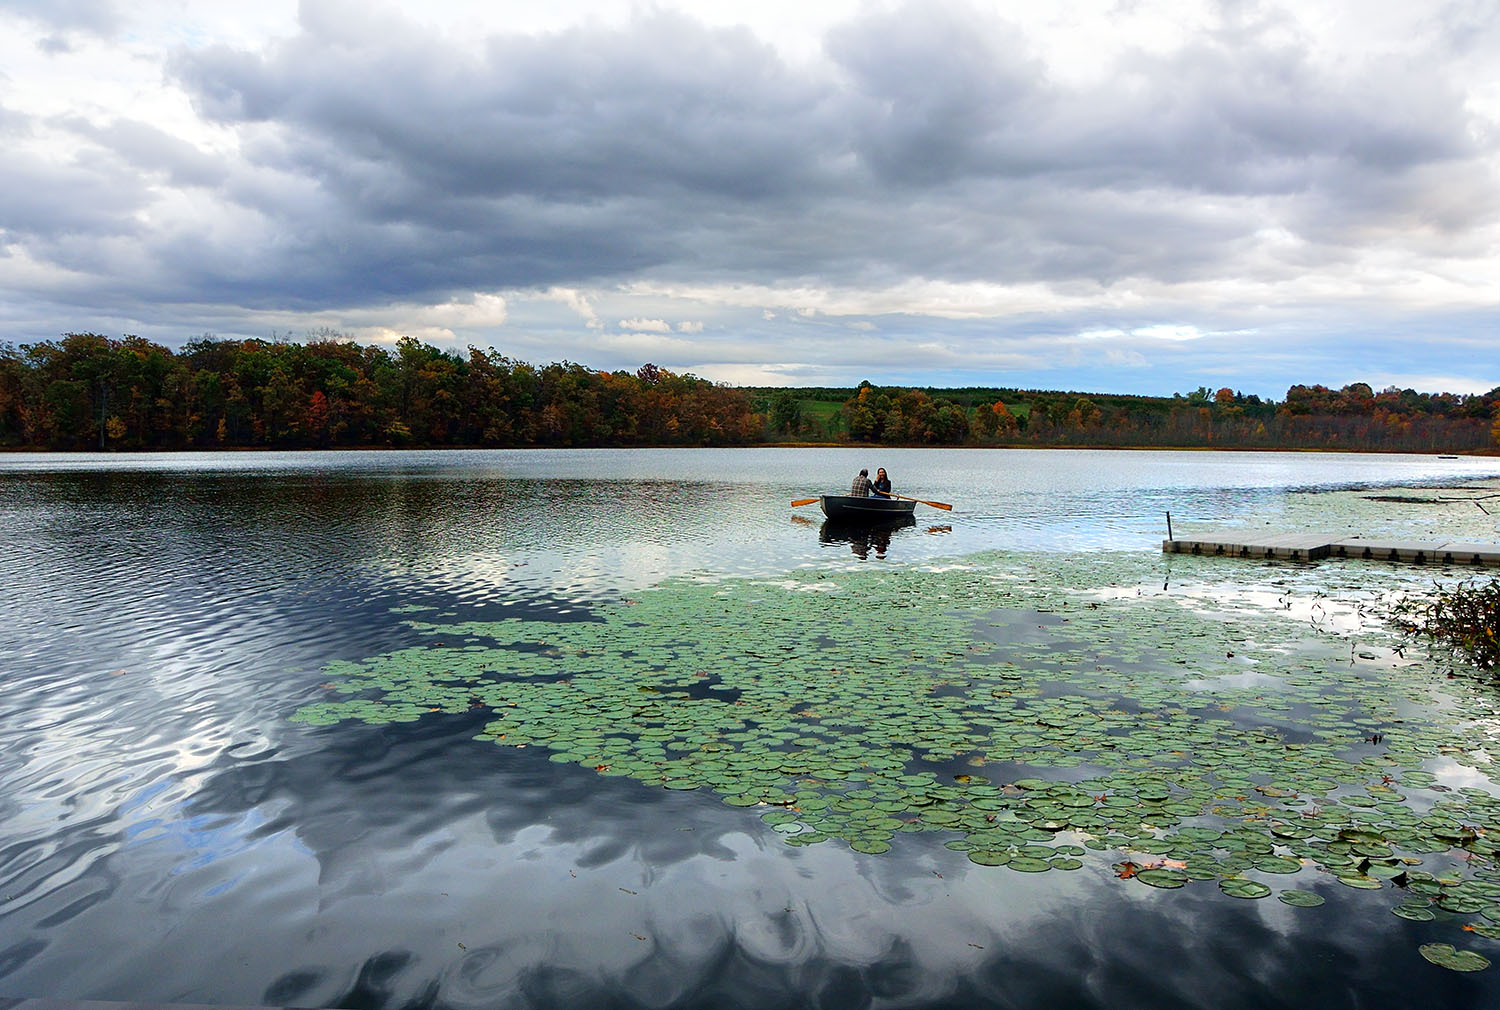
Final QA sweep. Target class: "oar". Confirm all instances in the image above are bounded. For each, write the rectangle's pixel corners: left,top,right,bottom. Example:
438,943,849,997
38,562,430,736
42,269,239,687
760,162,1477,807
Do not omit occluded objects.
791,497,820,507
879,491,953,511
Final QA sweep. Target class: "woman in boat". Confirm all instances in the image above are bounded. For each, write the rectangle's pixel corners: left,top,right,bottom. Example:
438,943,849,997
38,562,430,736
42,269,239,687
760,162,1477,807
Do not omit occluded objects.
849,468,872,496
872,467,892,498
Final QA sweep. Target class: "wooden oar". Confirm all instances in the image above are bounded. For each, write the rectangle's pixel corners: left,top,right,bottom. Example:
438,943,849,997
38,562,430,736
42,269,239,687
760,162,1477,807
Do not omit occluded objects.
791,497,820,507
878,491,953,511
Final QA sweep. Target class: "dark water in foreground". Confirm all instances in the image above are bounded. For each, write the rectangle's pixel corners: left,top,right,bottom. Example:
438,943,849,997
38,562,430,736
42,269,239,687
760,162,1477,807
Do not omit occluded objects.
3,448,1500,1009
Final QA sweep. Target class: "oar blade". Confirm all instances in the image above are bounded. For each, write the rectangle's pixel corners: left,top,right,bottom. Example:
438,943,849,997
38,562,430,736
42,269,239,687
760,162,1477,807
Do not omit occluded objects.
790,498,819,507
925,500,953,511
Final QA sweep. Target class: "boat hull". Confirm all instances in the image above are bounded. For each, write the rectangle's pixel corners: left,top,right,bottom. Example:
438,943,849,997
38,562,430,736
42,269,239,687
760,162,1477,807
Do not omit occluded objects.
819,495,918,521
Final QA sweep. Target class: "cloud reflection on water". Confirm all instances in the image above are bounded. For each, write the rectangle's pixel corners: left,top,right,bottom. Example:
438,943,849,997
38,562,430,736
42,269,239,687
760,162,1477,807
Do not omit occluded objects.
3,449,1500,1008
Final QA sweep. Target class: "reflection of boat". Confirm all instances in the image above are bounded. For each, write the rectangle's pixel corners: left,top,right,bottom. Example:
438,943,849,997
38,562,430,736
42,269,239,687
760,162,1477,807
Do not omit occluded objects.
820,514,916,559
819,495,918,521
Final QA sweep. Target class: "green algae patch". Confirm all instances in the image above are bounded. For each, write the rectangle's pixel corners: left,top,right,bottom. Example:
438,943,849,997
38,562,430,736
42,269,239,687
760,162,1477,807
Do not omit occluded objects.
295,552,1500,958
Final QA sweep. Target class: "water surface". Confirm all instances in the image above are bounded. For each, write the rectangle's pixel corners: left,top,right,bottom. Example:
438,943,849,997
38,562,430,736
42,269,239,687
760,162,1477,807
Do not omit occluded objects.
3,448,1499,1009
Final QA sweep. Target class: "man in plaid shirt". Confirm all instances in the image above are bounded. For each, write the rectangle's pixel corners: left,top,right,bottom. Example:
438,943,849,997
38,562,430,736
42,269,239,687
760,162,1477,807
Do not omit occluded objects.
849,468,872,496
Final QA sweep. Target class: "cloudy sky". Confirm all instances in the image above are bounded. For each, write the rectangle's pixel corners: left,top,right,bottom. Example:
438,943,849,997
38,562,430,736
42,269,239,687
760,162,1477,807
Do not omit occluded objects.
1,0,1496,396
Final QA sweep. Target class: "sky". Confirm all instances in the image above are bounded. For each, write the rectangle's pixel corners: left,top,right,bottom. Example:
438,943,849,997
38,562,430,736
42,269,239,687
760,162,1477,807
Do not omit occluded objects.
0,0,1496,398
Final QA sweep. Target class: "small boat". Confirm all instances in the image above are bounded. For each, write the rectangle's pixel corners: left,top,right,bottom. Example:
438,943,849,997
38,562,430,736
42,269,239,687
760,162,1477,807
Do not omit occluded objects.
819,495,918,521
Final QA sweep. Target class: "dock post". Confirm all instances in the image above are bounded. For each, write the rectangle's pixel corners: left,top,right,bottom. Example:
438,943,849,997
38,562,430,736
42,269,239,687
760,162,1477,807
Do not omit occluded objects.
1166,511,1173,542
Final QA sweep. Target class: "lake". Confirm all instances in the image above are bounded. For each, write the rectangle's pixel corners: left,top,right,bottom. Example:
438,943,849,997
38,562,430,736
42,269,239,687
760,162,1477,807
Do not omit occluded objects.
3,447,1500,1010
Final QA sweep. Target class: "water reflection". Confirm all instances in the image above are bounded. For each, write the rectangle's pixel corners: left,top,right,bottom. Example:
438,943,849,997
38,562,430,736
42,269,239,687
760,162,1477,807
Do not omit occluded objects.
2,450,1499,1009
820,516,917,559
3,708,1479,1010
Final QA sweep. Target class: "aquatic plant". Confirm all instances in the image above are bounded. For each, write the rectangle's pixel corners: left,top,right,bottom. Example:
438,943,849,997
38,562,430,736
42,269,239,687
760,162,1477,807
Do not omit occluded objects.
1391,578,1500,672
295,553,1500,969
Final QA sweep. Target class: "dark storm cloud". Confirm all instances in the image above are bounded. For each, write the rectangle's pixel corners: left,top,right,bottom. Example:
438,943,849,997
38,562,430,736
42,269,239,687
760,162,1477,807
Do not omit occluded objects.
19,0,1496,318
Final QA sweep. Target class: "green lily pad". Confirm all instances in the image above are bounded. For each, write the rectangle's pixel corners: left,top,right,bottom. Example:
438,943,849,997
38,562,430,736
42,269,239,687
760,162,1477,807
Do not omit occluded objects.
1439,894,1490,914
1136,868,1188,889
1419,944,1490,972
1392,904,1436,921
1219,877,1272,899
1277,889,1324,907
1254,856,1303,874
1008,856,1052,872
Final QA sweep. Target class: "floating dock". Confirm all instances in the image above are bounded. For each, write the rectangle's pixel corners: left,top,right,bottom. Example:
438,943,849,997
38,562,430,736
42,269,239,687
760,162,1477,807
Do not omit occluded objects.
1163,533,1500,566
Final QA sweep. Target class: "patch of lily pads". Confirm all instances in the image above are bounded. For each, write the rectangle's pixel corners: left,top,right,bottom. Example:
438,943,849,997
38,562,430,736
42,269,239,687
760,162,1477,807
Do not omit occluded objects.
294,551,1500,970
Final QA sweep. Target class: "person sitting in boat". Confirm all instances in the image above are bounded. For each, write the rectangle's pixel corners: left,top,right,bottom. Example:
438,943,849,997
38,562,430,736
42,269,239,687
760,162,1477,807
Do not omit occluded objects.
849,468,872,496
872,468,892,498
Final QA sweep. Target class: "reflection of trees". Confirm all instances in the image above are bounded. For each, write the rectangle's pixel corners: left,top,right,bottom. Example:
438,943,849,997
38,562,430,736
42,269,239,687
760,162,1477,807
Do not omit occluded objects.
12,469,754,596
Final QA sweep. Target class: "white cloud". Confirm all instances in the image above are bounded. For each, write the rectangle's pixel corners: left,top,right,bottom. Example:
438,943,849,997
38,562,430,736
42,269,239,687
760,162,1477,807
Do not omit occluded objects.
1133,324,1205,342
1361,373,1500,396
543,287,602,329
1103,349,1149,367
619,317,672,332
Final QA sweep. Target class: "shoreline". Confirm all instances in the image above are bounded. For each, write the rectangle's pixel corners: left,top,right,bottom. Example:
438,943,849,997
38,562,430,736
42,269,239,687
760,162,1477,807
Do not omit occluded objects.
0,443,1496,456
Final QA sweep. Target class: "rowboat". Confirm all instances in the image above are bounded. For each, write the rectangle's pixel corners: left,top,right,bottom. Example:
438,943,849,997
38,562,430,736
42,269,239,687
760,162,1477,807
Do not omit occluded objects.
819,495,918,521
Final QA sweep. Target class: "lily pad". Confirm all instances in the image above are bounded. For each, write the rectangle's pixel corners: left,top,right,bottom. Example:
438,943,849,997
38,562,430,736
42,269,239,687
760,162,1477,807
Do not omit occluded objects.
1219,877,1272,899
1419,944,1490,972
1277,889,1325,907
1392,904,1436,922
1136,868,1188,889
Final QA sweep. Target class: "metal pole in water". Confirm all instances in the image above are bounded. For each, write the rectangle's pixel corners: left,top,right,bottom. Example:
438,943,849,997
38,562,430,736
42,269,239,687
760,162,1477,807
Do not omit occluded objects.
1166,511,1173,541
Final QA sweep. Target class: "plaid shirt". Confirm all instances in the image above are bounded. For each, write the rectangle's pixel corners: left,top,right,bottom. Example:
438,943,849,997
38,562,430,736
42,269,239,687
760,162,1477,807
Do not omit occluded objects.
849,473,872,496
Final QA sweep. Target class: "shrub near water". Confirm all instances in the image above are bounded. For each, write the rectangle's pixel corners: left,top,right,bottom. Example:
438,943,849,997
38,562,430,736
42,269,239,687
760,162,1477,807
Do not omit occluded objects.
1392,579,1500,672
296,554,1500,970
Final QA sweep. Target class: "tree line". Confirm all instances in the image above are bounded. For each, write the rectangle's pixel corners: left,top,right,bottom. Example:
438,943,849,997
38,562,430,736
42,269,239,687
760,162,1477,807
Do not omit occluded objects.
0,333,762,449
1,332,1496,452
759,381,1500,453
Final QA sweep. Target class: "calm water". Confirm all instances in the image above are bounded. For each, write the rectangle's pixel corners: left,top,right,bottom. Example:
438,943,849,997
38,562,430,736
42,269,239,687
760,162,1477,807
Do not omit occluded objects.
2,448,1499,1010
